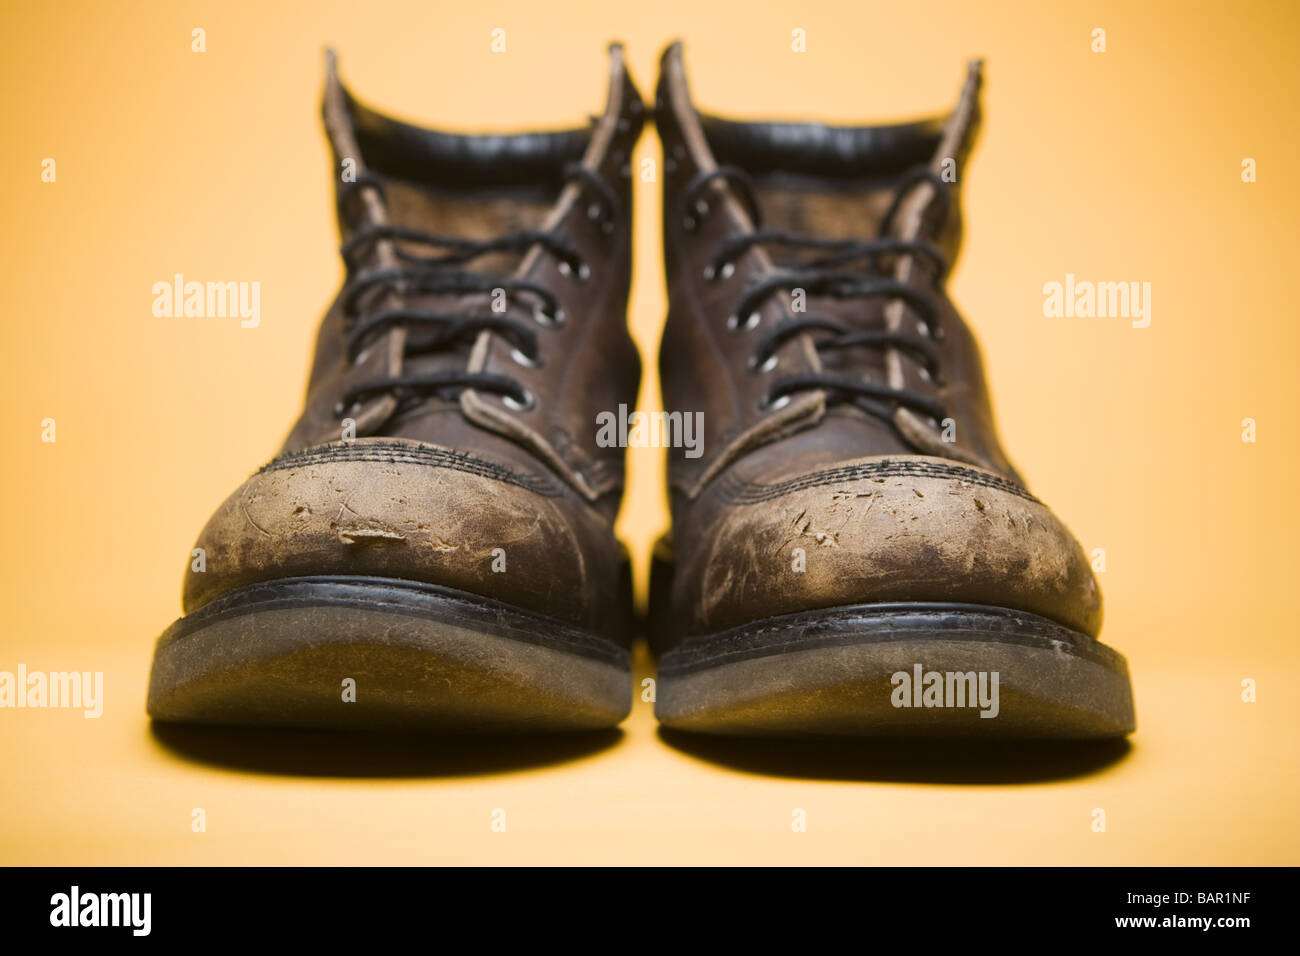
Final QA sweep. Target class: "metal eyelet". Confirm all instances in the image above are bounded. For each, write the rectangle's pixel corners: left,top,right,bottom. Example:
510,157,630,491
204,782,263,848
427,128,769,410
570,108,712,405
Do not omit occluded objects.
333,399,362,419
503,389,535,412
727,311,761,333
558,260,590,282
918,366,932,383
748,353,779,374
510,348,542,369
587,203,603,221
533,304,566,328
683,198,711,233
703,261,735,283
917,319,933,338
759,394,791,412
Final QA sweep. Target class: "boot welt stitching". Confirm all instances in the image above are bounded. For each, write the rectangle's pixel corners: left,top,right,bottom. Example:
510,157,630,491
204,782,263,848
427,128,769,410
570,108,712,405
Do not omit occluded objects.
714,460,1039,505
256,443,565,497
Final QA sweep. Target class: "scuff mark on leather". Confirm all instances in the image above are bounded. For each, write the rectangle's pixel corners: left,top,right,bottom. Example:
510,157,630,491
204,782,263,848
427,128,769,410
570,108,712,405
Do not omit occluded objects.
241,499,272,538
335,526,406,545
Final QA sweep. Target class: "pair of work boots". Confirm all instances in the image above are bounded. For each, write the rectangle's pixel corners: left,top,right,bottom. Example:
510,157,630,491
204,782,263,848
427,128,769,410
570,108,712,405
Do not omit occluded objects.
147,43,1135,739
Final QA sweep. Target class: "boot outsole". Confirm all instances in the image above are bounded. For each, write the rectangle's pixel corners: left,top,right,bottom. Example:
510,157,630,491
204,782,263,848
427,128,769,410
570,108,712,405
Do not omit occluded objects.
147,576,631,732
655,602,1135,739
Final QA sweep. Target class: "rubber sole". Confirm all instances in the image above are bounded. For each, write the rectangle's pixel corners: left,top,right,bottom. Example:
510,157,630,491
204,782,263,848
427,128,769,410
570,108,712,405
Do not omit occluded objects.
147,576,631,732
655,602,1136,739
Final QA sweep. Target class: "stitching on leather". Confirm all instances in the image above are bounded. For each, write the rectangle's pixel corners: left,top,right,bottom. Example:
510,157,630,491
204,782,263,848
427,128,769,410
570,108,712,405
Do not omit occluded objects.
256,442,565,497
714,459,1039,505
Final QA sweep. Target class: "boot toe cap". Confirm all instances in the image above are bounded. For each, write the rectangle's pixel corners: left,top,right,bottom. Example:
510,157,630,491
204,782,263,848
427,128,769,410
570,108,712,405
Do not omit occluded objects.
678,456,1102,637
181,440,604,626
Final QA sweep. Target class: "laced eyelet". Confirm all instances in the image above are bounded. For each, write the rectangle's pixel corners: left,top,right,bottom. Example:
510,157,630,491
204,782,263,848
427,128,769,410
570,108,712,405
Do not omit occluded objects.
759,394,791,412
558,260,590,282
684,195,712,233
510,348,542,369
533,303,566,328
748,353,779,374
333,399,362,419
703,261,735,283
503,389,535,412
727,311,761,333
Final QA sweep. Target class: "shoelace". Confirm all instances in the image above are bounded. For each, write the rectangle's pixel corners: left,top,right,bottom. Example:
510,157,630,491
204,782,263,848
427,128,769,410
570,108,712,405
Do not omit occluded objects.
682,164,952,425
333,163,620,417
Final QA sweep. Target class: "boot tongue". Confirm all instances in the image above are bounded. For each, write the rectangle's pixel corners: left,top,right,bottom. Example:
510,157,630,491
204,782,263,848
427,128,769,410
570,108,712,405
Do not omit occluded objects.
366,175,533,369
379,178,535,277
321,53,555,426
750,180,909,383
754,61,985,401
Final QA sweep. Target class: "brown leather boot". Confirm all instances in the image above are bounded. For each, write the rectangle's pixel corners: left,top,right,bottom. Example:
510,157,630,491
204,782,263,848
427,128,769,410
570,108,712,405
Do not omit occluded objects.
147,47,645,731
650,43,1134,738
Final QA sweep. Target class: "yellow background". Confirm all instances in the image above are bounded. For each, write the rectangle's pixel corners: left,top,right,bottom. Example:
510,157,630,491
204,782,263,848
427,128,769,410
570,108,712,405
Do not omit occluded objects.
2,0,1297,864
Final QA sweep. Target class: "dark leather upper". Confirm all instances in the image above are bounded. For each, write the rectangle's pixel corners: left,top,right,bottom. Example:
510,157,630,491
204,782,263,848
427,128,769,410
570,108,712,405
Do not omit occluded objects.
652,43,1101,647
182,47,646,642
